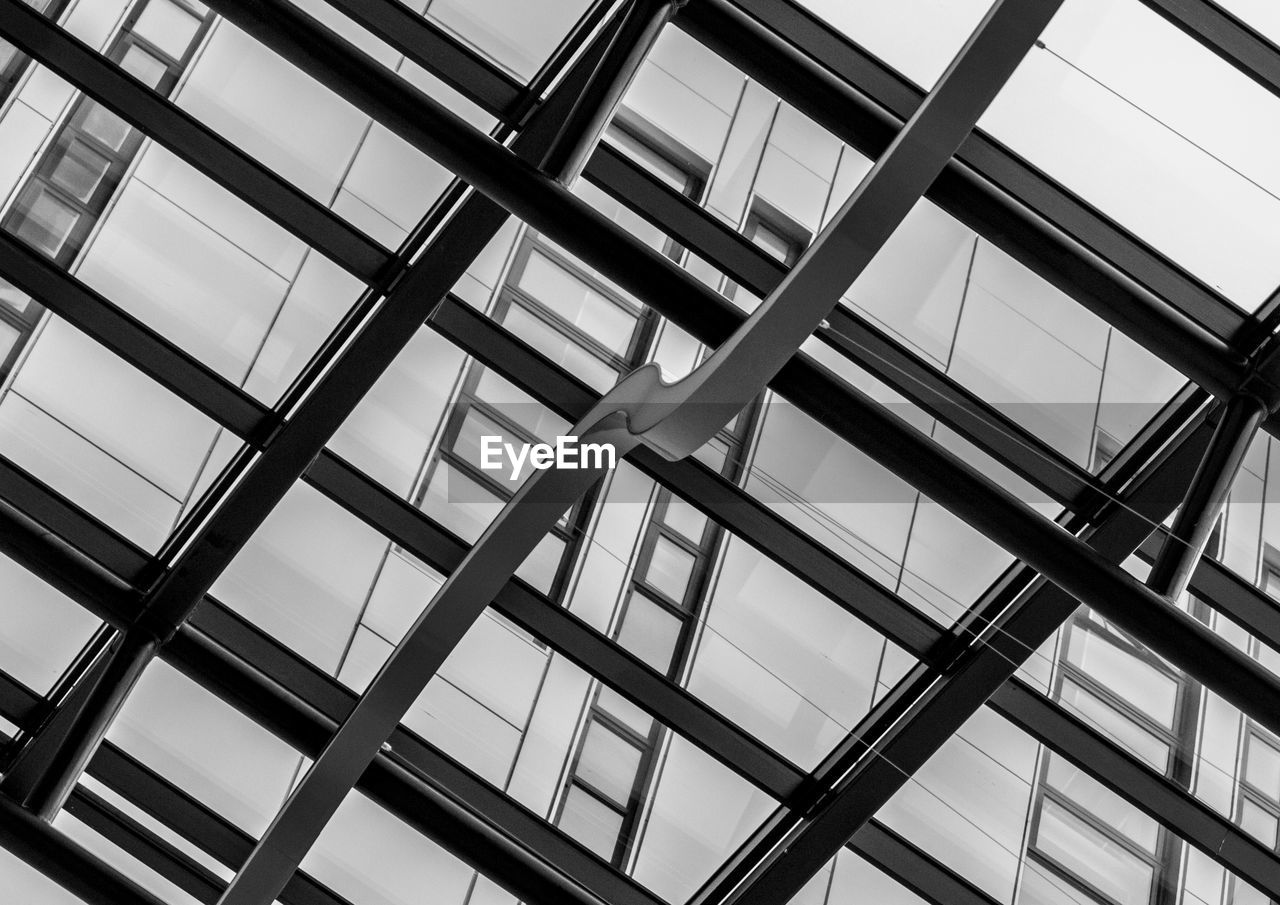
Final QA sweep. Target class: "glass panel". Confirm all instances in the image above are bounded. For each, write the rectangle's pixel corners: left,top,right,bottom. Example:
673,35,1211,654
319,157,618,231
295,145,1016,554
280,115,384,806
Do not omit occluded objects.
791,0,996,88
1035,799,1154,905
1045,756,1158,852
1245,737,1280,802
576,721,642,805
558,785,622,861
502,304,618,393
302,791,477,905
107,660,301,835
1058,679,1170,773
516,249,638,355
616,591,682,673
425,0,593,81
644,535,696,603
661,496,707,544
132,0,202,59
13,186,78,256
1065,629,1178,727
1240,798,1278,849
49,140,111,202
0,554,100,693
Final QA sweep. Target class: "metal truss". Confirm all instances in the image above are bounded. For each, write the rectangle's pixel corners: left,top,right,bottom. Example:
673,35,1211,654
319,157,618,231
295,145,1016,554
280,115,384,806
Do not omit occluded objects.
0,1,1277,905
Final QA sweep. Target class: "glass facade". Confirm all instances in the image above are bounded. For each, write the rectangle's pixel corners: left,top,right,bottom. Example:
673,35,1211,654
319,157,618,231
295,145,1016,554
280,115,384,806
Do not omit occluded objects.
0,3,1276,905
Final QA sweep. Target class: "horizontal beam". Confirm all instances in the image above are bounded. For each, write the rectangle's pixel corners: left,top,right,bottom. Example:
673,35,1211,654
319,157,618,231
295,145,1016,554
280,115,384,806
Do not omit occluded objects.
0,788,167,905
1136,0,1280,98
0,236,272,441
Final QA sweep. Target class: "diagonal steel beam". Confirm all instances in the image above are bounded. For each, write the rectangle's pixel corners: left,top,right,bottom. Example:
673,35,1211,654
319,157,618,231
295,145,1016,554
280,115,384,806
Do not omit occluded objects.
0,788,167,905
1147,392,1267,599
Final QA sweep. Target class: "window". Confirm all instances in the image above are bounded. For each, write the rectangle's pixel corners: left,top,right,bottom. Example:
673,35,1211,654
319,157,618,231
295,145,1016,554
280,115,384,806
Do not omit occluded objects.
726,200,811,309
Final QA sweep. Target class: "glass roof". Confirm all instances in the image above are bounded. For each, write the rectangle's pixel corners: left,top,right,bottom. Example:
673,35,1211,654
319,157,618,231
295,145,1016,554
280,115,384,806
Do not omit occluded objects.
0,2,1276,905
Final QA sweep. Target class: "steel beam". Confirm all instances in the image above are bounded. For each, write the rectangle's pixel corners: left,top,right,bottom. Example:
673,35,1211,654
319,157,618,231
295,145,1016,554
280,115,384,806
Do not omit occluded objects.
0,234,273,442
0,788,167,905
1147,393,1267,599
1136,0,1280,99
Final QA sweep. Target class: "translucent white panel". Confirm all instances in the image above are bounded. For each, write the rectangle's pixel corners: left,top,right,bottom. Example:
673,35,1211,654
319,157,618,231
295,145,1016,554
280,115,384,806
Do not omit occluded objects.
949,244,1107,466
337,628,521,787
827,848,929,905
0,392,180,548
212,483,388,673
176,22,367,201
342,124,452,233
108,660,300,835
577,721,642,804
0,102,53,206
0,554,99,693
795,0,996,88
692,538,894,768
302,792,475,905
841,198,974,366
647,29,744,116
897,502,1014,625
133,144,307,279
241,253,366,404
13,319,219,498
621,63,731,164
879,707,1038,903
55,814,203,905
77,178,290,383
632,736,776,902
748,400,916,589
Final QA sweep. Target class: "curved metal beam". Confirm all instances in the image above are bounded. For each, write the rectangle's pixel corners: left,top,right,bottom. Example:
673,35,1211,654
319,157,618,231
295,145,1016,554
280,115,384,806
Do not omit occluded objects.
217,0,1061,901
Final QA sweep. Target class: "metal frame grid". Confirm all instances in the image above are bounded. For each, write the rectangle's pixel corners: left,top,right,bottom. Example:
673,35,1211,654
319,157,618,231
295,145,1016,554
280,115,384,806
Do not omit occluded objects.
0,0,1275,904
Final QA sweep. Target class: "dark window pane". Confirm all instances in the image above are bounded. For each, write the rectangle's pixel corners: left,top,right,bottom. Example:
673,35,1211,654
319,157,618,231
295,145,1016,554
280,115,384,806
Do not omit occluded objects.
14,187,79,257
50,140,111,202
